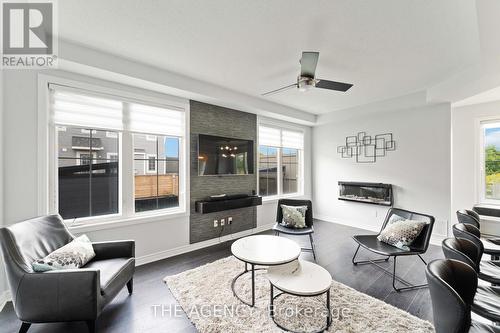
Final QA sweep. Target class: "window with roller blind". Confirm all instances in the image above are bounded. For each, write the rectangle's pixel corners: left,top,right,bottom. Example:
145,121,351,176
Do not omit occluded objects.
258,125,304,198
49,85,186,221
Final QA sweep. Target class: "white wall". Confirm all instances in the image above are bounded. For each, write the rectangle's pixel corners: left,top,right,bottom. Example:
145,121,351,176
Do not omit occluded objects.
452,100,500,235
312,103,451,241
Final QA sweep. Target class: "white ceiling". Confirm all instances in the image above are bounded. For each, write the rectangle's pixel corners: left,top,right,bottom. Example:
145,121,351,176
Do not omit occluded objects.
58,0,480,115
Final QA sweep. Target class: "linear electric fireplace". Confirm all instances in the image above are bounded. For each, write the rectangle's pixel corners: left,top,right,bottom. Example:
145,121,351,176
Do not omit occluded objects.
338,181,393,206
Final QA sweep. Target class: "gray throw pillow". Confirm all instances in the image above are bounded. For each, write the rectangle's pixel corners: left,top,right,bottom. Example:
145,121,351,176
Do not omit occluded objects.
32,235,96,272
377,219,427,250
281,204,307,229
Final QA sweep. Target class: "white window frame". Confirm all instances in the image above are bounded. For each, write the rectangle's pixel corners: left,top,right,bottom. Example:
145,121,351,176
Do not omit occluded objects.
37,74,190,230
477,118,500,205
146,154,157,173
257,121,305,201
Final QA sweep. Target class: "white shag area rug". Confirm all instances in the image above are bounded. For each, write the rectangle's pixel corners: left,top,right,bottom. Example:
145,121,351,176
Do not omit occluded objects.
164,256,434,333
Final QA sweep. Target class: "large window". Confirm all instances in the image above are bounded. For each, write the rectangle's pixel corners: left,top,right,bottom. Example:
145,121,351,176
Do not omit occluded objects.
480,121,500,203
258,125,304,198
51,86,186,221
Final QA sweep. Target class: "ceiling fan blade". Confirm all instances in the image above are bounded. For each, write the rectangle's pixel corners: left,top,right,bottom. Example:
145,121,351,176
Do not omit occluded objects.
316,79,353,92
300,52,319,78
261,82,298,96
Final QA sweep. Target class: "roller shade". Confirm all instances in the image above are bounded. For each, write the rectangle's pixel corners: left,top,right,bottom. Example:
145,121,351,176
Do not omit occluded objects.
51,88,123,130
259,126,281,147
50,85,186,136
259,125,304,149
282,130,304,149
128,103,184,136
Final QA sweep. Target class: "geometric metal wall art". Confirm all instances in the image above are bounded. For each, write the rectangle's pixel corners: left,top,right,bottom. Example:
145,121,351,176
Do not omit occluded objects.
337,132,396,163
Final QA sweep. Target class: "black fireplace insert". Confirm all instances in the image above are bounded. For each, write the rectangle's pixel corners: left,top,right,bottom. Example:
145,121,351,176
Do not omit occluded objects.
338,181,393,206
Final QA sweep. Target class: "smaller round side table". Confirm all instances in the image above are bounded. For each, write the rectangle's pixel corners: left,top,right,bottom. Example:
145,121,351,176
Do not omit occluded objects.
267,259,333,333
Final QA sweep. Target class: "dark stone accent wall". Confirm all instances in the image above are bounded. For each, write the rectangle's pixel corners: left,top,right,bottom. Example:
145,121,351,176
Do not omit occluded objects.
190,100,257,244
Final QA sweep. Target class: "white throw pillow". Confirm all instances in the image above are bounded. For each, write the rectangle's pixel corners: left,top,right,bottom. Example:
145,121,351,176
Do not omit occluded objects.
377,219,426,250
32,235,96,272
280,205,308,228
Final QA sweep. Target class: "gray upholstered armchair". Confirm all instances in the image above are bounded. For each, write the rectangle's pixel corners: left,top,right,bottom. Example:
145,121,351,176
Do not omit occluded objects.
0,215,135,333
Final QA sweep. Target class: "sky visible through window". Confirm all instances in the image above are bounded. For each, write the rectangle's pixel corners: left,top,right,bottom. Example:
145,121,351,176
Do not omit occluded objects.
485,127,500,149
165,137,179,158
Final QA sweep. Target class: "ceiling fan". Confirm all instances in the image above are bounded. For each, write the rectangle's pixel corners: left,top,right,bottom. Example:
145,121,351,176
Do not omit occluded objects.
262,51,353,96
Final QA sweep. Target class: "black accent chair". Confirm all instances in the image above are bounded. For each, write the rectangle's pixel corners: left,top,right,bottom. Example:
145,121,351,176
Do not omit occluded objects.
0,215,135,333
442,237,500,285
456,210,500,259
457,209,482,229
426,259,500,333
453,223,500,260
352,208,435,292
441,237,500,323
273,199,316,260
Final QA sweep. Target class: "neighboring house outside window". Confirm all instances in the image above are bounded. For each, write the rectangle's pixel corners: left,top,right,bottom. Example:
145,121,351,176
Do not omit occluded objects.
147,155,157,172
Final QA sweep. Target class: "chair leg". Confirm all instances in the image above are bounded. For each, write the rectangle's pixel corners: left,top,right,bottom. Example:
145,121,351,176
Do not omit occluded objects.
19,322,31,333
86,320,97,333
352,244,390,265
127,278,133,294
309,233,317,261
391,256,428,292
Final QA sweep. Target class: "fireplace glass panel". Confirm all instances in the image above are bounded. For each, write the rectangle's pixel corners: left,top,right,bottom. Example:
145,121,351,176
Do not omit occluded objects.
338,182,392,206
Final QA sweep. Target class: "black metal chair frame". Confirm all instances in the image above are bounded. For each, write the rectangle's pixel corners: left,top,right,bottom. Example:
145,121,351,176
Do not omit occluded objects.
351,208,435,292
269,282,331,333
273,199,316,260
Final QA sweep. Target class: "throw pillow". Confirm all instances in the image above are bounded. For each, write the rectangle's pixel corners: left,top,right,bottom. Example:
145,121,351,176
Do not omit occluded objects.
32,235,96,272
280,204,308,229
387,213,406,225
377,219,427,250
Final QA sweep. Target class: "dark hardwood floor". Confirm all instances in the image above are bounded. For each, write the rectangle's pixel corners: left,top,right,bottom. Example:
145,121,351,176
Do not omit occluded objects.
0,220,442,332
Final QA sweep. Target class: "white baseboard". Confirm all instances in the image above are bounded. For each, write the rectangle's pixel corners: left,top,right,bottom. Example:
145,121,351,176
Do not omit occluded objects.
315,215,447,246
0,290,11,312
136,222,275,266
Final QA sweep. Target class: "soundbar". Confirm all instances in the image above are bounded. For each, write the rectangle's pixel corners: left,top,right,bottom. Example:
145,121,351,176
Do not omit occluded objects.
195,195,262,214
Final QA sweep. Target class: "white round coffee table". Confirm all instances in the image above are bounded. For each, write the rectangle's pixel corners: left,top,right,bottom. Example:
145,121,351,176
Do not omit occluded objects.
267,259,332,332
231,235,301,307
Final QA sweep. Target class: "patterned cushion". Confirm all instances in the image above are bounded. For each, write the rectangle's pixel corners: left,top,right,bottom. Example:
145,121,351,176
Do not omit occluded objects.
377,219,427,250
32,235,96,272
387,213,406,225
280,204,307,229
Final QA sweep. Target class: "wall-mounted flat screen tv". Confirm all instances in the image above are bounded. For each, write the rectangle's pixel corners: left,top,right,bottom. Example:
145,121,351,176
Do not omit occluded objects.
198,134,254,175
